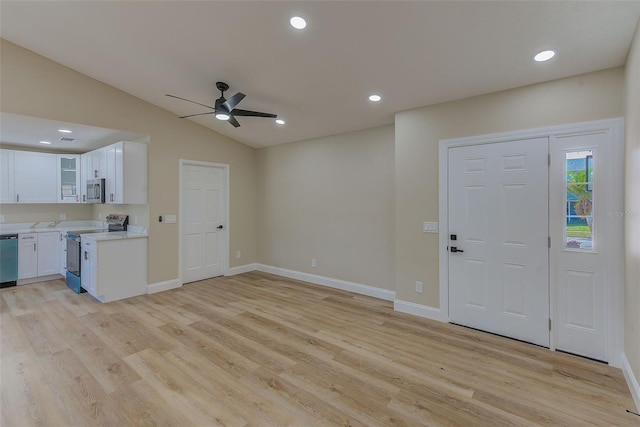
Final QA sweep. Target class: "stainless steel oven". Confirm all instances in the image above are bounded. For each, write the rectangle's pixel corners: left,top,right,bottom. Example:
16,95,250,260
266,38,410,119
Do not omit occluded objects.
64,214,128,293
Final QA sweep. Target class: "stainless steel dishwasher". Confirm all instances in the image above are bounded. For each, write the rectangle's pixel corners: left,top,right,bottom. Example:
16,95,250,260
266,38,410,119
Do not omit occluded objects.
0,234,18,287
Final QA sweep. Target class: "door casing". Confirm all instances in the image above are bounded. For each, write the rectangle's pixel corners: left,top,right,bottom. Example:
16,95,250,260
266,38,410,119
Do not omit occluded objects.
179,159,230,284
438,118,624,367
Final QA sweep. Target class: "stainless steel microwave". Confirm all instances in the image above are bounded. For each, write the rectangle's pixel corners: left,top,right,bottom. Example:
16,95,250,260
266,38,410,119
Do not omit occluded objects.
86,178,105,203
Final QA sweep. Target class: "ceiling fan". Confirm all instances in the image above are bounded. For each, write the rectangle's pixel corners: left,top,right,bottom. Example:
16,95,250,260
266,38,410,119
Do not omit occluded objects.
166,81,277,128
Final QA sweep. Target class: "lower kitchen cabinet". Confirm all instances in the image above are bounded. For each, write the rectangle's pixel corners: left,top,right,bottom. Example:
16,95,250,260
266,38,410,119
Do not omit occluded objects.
18,233,38,279
36,232,60,276
18,231,62,282
81,236,147,303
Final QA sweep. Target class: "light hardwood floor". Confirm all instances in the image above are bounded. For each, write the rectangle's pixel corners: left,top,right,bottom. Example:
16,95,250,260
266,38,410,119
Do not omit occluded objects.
1,272,638,426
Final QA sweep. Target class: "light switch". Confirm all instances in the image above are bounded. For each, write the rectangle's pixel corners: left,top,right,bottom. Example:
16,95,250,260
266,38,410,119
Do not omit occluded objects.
164,215,177,224
423,222,438,233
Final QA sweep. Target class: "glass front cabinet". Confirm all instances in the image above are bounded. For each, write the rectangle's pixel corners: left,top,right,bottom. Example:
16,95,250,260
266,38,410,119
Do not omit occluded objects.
57,154,81,203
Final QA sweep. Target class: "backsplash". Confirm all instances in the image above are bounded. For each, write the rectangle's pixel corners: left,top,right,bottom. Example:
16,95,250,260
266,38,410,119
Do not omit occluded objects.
0,203,149,227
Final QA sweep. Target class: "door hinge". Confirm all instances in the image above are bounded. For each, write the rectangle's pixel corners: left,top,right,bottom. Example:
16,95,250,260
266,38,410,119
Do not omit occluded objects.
548,236,551,248
549,319,552,331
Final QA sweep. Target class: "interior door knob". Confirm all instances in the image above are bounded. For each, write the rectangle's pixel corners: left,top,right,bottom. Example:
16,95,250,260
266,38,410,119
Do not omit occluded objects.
217,225,224,229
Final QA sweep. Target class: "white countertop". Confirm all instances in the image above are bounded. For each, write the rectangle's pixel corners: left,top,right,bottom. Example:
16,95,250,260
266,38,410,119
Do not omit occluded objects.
80,231,148,241
0,221,147,237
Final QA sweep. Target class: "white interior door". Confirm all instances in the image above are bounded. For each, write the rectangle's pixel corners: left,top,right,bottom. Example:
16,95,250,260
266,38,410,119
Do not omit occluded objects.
448,137,549,347
550,130,616,362
181,163,225,283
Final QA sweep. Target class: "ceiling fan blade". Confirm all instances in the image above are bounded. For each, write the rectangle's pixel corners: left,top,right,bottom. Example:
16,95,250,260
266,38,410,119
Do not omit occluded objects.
166,94,215,110
231,109,277,118
228,115,241,128
222,92,246,111
179,112,215,119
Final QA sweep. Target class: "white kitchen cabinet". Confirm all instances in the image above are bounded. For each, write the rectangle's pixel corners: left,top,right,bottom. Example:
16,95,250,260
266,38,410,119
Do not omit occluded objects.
80,153,90,203
81,239,97,295
14,151,57,203
0,149,15,204
82,236,147,303
36,232,60,276
18,233,38,280
104,141,147,204
60,232,67,275
57,154,81,203
81,148,107,181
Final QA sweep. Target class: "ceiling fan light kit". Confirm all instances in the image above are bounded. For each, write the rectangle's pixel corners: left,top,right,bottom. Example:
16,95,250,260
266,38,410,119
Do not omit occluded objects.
166,81,278,128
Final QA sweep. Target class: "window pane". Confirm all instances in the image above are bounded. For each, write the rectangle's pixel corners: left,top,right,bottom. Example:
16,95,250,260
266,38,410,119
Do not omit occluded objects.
565,151,593,250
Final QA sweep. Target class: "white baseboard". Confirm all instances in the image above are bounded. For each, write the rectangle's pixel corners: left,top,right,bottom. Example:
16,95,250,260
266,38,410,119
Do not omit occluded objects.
622,352,640,412
255,264,395,301
17,274,63,286
147,278,181,294
226,263,258,276
394,299,445,322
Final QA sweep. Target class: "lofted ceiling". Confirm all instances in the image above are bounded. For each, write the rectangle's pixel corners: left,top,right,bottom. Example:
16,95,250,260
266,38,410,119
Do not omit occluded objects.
1,1,639,148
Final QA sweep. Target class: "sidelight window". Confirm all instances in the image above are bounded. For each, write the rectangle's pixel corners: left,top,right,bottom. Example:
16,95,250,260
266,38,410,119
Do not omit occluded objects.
565,151,594,250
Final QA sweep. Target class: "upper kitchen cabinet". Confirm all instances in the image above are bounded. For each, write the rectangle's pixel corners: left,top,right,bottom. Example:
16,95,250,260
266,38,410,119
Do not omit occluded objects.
0,149,15,204
57,154,81,203
14,151,57,203
104,141,147,204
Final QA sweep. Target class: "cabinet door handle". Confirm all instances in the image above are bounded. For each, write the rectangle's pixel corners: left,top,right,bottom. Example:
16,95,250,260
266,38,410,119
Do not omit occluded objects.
83,194,86,203
16,194,19,202
76,195,79,202
94,170,98,178
33,243,36,251
84,251,88,260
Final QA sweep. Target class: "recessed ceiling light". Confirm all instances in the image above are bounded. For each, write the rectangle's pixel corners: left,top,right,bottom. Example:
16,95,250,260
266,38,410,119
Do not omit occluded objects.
58,129,72,133
275,119,286,125
369,94,382,102
215,112,230,121
39,140,52,145
533,50,555,62
290,16,307,30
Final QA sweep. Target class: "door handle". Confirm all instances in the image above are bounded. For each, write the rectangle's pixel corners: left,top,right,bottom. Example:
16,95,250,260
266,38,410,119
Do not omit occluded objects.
217,225,223,229
450,246,464,253
84,251,88,260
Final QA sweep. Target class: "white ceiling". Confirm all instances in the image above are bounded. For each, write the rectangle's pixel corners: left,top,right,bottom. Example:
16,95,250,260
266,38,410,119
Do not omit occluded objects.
0,113,146,153
1,1,639,148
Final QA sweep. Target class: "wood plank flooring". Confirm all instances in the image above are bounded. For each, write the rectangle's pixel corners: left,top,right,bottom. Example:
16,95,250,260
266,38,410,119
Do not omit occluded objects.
1,272,638,426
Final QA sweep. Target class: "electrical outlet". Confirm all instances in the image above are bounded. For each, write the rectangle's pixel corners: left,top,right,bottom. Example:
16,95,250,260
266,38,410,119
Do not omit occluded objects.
415,281,423,293
236,250,241,259
311,259,317,267
164,215,177,224
59,213,67,220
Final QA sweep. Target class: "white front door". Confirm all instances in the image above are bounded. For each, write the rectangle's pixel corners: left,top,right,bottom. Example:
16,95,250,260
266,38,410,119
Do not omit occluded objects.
550,130,617,362
448,137,549,347
181,163,226,283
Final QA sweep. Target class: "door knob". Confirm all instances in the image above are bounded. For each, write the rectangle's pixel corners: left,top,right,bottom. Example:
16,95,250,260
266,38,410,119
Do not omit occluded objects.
450,246,464,253
217,225,224,229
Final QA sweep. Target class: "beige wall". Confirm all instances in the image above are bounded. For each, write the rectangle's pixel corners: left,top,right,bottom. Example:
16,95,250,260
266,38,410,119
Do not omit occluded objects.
624,19,640,392
0,39,257,284
395,67,625,306
256,125,395,290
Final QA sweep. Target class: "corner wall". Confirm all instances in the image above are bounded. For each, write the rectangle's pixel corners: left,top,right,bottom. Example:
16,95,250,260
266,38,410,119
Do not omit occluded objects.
624,18,640,405
256,125,395,291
